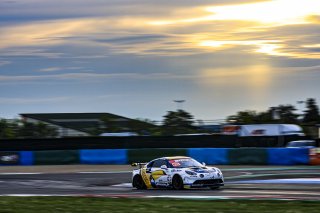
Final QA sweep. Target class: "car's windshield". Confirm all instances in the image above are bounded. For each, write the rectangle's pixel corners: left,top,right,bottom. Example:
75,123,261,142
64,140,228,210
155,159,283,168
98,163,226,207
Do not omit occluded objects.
168,158,203,168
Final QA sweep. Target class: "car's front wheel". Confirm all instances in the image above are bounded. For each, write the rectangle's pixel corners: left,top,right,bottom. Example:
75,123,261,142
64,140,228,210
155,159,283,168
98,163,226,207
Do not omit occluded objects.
172,175,184,190
132,175,146,190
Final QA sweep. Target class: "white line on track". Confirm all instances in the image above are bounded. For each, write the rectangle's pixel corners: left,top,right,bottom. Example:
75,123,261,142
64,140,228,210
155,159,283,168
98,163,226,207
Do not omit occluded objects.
0,173,41,175
111,183,132,187
0,194,74,197
78,171,130,174
0,171,131,175
146,195,320,201
223,190,320,196
230,178,320,184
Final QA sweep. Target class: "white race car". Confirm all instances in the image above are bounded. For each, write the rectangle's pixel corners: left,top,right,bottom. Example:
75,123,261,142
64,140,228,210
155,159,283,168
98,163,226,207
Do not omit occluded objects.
131,156,224,190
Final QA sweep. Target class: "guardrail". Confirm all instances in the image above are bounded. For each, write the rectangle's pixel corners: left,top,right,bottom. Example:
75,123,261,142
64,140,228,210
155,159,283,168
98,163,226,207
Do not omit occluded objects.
1,148,318,166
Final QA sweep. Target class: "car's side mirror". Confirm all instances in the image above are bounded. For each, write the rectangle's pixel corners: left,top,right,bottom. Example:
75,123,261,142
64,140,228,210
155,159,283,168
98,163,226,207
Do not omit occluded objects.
202,162,206,166
160,165,167,169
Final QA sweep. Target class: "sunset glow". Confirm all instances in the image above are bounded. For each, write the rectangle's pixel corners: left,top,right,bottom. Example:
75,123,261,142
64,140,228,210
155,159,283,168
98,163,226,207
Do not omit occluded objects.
150,0,320,26
205,0,320,25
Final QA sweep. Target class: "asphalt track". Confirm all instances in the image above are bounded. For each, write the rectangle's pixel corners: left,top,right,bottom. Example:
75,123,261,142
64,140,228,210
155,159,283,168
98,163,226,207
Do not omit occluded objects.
0,165,320,200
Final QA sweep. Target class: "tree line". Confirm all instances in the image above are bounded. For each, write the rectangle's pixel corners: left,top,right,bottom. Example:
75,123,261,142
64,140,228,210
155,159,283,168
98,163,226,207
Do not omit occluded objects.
0,119,58,139
159,98,320,136
0,98,319,138
227,98,320,125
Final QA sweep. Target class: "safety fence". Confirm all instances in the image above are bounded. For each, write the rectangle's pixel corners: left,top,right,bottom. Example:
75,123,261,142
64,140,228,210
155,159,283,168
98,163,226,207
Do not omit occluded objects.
1,148,319,166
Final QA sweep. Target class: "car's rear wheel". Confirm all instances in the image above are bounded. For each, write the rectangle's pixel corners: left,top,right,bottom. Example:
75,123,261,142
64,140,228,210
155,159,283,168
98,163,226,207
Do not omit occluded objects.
172,175,184,190
133,175,146,190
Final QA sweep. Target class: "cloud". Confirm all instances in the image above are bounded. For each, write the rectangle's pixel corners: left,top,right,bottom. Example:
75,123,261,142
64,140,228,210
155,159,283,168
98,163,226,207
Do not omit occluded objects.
39,67,63,72
0,0,258,22
307,15,320,23
1,0,320,60
2,63,320,84
95,34,168,45
0,48,63,58
0,19,96,49
38,66,83,72
0,61,11,66
0,96,70,104
0,72,195,83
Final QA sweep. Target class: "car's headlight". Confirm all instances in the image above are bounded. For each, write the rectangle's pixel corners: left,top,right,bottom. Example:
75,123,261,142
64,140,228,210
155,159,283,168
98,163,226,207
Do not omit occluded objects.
185,170,197,176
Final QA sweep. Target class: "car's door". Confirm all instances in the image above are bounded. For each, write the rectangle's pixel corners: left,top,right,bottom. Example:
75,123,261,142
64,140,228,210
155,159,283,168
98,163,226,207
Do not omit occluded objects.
149,159,169,187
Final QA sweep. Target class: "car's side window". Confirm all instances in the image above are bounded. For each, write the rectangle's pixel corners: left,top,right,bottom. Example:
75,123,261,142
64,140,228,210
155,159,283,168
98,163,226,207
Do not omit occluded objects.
152,160,166,168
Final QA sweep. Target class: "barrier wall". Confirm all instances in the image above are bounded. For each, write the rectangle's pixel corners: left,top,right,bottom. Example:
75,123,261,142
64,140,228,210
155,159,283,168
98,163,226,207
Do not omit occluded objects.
19,151,33,165
34,150,79,165
188,148,229,165
128,148,187,163
228,148,268,165
0,148,318,166
80,149,127,164
267,148,309,165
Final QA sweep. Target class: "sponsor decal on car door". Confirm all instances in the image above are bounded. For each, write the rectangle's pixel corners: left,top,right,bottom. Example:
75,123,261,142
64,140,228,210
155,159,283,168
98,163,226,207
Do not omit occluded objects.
150,168,168,187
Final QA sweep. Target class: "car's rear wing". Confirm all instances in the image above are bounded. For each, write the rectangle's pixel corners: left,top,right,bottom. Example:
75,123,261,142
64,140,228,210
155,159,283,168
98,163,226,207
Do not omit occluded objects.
131,162,147,168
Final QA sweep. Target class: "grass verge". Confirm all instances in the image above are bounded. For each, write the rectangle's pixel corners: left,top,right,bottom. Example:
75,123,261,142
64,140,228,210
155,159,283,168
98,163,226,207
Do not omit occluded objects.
0,197,319,213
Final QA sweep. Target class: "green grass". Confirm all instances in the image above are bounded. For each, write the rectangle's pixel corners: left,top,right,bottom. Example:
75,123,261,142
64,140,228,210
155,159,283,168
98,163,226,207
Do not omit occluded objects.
0,197,319,213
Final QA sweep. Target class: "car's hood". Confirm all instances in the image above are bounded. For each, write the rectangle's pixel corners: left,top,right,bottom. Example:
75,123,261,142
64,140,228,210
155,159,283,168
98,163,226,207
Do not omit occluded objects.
188,167,217,173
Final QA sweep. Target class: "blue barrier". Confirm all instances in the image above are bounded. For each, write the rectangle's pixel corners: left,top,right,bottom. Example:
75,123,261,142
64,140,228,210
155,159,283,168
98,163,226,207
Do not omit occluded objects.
0,148,312,166
267,148,309,165
80,149,127,164
19,151,33,165
188,148,229,165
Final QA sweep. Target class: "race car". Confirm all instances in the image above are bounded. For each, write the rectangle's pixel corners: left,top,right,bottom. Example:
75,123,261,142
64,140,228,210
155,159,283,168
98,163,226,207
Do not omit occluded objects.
131,156,224,190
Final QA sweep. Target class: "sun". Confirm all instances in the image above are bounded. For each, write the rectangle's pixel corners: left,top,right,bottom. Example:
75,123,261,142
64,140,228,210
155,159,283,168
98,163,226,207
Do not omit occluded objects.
205,0,320,26
150,0,320,27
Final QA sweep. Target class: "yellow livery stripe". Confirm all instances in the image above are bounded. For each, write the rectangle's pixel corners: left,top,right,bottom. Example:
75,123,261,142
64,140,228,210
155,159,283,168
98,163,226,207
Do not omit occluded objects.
140,168,152,189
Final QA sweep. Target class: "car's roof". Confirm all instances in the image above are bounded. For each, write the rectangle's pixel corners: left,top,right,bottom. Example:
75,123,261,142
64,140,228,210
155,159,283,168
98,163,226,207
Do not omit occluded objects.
162,156,190,160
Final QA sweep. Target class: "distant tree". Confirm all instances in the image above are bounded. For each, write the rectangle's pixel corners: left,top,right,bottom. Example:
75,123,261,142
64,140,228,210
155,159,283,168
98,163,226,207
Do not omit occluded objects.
256,105,298,124
227,105,299,125
303,98,320,123
35,122,58,138
162,110,195,135
256,108,274,123
127,119,162,136
0,119,17,139
18,121,58,138
227,110,258,124
275,104,299,123
303,98,320,124
300,98,320,137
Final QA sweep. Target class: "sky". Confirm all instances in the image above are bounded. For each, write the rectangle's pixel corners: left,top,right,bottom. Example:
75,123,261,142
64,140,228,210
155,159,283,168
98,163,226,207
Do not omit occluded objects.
1,0,320,122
